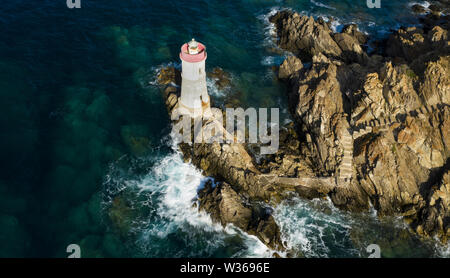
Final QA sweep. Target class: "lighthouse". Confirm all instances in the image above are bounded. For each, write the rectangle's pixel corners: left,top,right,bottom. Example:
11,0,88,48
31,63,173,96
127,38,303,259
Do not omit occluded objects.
179,39,210,118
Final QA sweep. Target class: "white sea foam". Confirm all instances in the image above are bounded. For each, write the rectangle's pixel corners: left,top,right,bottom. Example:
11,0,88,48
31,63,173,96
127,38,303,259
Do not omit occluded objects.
257,7,293,70
304,12,344,33
436,242,450,258
257,6,283,49
273,197,359,258
408,1,431,9
206,77,226,98
310,0,336,10
408,1,444,16
258,7,295,52
330,19,343,33
104,136,273,257
145,141,273,257
104,129,450,258
261,55,286,66
146,62,181,87
261,56,275,66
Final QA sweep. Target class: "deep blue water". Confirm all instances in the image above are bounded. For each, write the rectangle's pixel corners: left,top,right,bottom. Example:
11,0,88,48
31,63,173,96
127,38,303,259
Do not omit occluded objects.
0,0,448,258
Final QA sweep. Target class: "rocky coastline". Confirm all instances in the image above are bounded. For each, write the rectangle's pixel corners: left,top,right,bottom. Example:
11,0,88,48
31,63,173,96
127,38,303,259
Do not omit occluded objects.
157,1,449,254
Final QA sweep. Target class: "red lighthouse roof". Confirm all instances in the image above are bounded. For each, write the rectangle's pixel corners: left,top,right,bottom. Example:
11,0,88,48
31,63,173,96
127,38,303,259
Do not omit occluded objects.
180,39,207,63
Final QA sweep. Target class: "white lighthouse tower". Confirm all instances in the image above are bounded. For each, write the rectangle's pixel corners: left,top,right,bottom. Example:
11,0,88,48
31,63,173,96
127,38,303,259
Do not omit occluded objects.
179,39,210,118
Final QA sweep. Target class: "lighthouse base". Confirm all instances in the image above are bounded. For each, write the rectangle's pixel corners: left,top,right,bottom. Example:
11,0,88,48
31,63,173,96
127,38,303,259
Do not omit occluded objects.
177,98,211,119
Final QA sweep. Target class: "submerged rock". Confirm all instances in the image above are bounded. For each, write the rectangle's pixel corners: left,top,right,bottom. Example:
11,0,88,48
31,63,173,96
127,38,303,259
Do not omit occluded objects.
108,196,134,236
157,67,181,86
0,214,30,257
120,125,152,156
207,67,232,90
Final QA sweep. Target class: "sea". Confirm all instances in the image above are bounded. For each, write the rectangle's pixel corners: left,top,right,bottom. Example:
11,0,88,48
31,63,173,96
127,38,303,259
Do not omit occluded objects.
0,0,448,257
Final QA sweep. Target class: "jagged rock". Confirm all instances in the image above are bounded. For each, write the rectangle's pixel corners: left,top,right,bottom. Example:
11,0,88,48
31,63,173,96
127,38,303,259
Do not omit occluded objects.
342,24,368,45
379,62,422,112
411,4,427,14
287,52,348,175
218,183,253,230
278,56,303,79
333,32,367,64
429,26,449,47
414,170,450,243
156,7,450,248
269,10,342,60
256,123,316,178
270,10,371,64
386,27,429,62
429,4,443,13
157,67,181,85
255,216,282,248
271,8,450,241
198,181,283,250
158,67,296,251
419,56,450,105
397,110,448,169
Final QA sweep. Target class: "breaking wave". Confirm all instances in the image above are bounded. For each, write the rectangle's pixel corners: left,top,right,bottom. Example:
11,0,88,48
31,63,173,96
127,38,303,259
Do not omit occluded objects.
103,138,273,258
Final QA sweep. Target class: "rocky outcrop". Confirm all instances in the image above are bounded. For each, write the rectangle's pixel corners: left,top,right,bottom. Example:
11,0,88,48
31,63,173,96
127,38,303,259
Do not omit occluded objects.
270,8,450,242
269,10,368,64
158,62,342,253
415,169,450,242
197,181,283,249
156,3,449,252
412,4,427,15
386,27,431,63
207,67,232,90
269,11,342,60
159,69,313,252
278,56,303,80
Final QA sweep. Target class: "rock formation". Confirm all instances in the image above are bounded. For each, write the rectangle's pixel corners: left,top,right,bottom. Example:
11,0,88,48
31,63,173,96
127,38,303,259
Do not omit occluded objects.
158,67,339,252
269,6,449,242
155,2,449,253
160,69,287,251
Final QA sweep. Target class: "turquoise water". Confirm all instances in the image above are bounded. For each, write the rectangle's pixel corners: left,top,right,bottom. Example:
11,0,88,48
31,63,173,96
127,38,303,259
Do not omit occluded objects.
0,0,448,257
